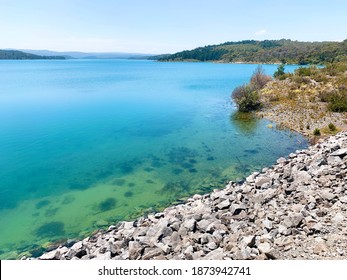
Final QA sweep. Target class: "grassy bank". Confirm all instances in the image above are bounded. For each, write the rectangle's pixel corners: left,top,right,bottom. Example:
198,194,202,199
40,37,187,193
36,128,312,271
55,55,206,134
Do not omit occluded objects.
234,63,347,142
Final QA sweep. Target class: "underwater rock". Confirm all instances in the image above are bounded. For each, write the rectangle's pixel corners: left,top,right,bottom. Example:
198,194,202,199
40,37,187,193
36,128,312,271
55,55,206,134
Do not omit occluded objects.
244,149,259,154
61,195,75,205
158,181,190,195
34,221,65,238
69,181,89,190
95,220,109,227
124,191,134,198
35,200,50,209
146,179,155,184
144,167,155,172
45,207,59,217
167,147,198,164
172,168,183,175
118,158,143,174
98,198,117,212
181,162,194,169
28,246,46,258
112,179,126,186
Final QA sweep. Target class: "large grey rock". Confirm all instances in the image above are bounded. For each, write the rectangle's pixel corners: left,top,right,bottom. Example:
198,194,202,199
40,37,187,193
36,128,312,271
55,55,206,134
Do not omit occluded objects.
142,248,163,260
70,241,83,251
277,157,287,164
320,189,336,201
332,212,344,224
128,241,143,260
283,213,304,228
184,245,194,256
257,242,272,254
255,175,272,187
327,156,342,165
330,148,347,157
207,242,218,250
197,219,213,232
94,252,111,260
313,238,328,254
216,199,231,210
39,250,61,260
241,235,256,247
294,171,311,184
263,219,273,231
156,242,171,254
157,226,173,241
202,248,224,260
240,247,252,259
183,218,196,231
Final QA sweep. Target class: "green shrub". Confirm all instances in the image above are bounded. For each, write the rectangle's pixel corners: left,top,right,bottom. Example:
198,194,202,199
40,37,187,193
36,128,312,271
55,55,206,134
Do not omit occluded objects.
318,90,335,102
295,66,318,77
274,64,285,79
232,66,270,112
313,128,321,136
292,75,311,84
231,85,262,112
324,62,347,76
337,76,347,90
311,72,329,83
295,67,311,77
328,92,347,112
328,123,337,131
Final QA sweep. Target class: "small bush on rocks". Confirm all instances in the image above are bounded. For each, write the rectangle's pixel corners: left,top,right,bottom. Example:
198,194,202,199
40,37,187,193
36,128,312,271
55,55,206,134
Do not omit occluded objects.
313,128,321,136
328,92,347,112
328,123,337,131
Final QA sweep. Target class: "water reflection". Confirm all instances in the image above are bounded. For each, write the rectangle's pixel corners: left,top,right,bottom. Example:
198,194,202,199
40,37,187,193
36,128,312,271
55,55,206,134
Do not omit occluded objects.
230,111,259,135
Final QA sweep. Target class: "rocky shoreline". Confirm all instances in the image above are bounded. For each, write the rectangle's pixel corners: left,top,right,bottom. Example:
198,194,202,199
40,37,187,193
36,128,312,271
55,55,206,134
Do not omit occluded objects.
33,131,347,260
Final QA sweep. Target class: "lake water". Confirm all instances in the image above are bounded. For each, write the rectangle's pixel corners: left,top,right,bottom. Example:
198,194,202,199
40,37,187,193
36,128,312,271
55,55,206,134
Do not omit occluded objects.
0,60,307,259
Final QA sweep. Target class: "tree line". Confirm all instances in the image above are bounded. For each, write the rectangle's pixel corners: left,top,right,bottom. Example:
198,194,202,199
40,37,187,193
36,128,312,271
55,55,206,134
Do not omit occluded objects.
157,39,347,65
0,50,65,60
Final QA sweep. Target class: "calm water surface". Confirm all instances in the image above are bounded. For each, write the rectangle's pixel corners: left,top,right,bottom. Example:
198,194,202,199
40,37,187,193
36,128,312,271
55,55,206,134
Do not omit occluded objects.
0,60,307,258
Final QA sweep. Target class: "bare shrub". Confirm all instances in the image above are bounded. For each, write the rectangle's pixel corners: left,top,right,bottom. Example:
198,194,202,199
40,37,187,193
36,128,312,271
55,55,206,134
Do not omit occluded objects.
250,66,272,90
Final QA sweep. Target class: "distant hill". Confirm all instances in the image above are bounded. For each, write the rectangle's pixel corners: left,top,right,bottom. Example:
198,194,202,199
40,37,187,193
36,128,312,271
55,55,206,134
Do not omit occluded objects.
158,39,347,65
0,50,65,60
20,49,155,59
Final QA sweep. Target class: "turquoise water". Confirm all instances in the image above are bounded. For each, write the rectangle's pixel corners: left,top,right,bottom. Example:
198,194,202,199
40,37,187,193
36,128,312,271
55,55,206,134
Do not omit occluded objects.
0,60,307,258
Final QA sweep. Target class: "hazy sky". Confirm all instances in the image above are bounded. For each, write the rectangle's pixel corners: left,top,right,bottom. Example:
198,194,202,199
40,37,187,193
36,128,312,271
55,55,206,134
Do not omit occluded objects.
1,0,346,54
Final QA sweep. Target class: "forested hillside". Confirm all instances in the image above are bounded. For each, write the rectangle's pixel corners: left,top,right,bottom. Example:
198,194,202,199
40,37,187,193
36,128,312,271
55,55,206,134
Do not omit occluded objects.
157,39,347,64
0,50,65,60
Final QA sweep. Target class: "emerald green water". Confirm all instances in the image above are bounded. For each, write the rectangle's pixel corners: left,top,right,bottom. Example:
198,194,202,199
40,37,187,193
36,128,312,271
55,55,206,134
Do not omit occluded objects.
0,60,307,259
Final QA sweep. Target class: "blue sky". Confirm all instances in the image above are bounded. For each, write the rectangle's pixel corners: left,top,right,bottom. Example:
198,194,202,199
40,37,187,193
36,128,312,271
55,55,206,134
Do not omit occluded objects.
0,0,346,54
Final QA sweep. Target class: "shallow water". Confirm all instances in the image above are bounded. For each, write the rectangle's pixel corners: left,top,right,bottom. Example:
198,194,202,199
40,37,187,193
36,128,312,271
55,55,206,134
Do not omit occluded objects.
0,60,307,258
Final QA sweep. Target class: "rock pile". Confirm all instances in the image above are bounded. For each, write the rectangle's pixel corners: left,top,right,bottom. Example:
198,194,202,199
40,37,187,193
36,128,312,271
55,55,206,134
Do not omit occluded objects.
36,131,347,260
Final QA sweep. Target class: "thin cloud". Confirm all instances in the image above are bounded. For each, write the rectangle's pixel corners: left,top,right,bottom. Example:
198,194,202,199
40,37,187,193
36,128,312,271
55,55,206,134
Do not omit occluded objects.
254,29,267,36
